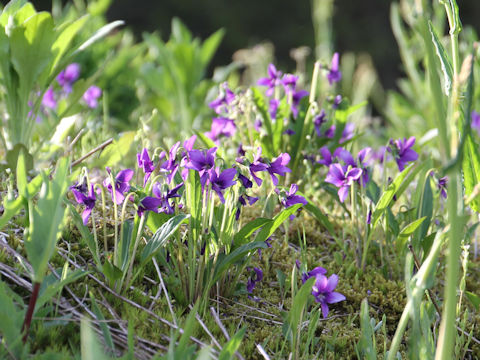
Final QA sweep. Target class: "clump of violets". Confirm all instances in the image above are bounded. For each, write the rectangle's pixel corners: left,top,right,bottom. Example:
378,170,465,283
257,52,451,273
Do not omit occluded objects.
387,136,418,171
302,266,346,318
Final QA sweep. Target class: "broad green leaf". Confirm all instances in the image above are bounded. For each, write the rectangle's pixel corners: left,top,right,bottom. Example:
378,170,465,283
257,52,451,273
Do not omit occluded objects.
25,157,70,282
395,217,426,253
0,195,23,231
50,15,89,72
6,143,33,174
427,21,453,96
413,174,433,250
200,28,224,67
102,259,123,282
233,217,272,246
140,214,189,267
0,0,27,27
93,131,135,168
218,327,246,360
118,219,134,271
254,204,302,243
357,299,376,360
145,211,170,233
10,11,55,97
212,241,268,284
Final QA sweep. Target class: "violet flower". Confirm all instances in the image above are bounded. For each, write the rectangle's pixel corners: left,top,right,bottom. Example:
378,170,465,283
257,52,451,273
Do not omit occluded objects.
42,87,57,109
269,99,280,119
209,167,237,203
83,85,102,108
325,163,362,203
152,182,184,214
438,176,448,199
327,53,342,85
160,142,181,184
246,267,263,293
388,136,418,171
301,266,327,284
71,184,96,225
205,117,236,142
267,153,291,186
311,273,346,318
314,110,327,136
332,94,342,109
209,82,235,114
137,148,155,186
291,89,308,118
57,63,80,93
340,123,354,143
185,147,217,187
317,146,334,166
282,74,298,95
103,169,134,204
137,196,163,217
238,173,253,189
249,147,268,186
471,110,480,136
254,119,262,132
279,184,308,208
257,64,283,97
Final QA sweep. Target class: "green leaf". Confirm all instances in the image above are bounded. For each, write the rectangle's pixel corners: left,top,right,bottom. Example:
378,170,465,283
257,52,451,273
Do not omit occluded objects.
145,211,170,233
89,292,115,354
357,298,376,360
395,217,427,253
93,131,135,168
218,327,246,360
200,28,224,67
371,163,425,228
212,241,268,284
186,170,202,241
80,318,110,360
25,157,70,282
140,214,189,267
0,0,27,27
0,280,25,359
233,217,272,246
75,20,124,53
427,21,453,96
194,129,224,158
6,143,33,175
16,147,28,198
302,199,336,237
412,174,433,250
102,259,123,282
254,204,302,243
465,291,480,310
36,268,89,310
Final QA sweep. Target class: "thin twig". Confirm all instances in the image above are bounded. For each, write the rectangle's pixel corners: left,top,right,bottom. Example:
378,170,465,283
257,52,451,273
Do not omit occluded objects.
71,138,113,167
256,343,271,360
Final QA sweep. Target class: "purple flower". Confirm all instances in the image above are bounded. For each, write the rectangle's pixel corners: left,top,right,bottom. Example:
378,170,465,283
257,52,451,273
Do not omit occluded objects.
332,94,342,109
438,176,448,199
279,184,308,208
57,63,80,93
301,266,327,284
246,267,263,293
152,182,184,214
311,273,346,318
137,148,155,186
103,169,134,204
238,173,253,189
267,153,291,186
236,194,259,220
137,196,163,217
71,184,96,225
471,111,480,136
249,147,268,186
269,99,280,119
42,87,57,109
209,82,236,114
258,64,283,97
254,119,262,132
314,110,327,136
185,147,217,187
282,74,298,95
325,125,335,138
340,123,354,143
327,53,342,85
209,167,237,203
317,146,334,166
205,117,236,142
291,89,308,118
388,137,418,171
325,164,362,203
83,85,102,108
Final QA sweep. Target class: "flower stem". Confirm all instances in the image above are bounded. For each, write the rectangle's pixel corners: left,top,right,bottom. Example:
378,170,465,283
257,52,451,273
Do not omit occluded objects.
21,282,41,344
